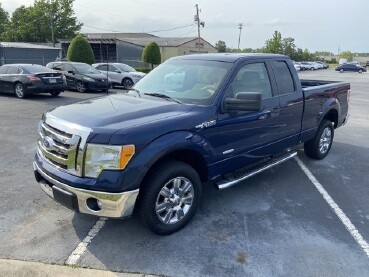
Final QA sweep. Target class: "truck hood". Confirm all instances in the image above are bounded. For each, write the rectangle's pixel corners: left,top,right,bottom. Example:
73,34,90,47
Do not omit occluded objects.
48,94,194,132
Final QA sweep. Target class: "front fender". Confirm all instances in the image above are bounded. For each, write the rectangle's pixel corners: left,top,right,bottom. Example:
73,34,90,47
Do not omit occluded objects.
118,131,212,191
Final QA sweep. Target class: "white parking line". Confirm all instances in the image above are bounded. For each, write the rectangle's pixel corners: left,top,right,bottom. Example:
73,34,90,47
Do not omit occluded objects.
65,217,108,265
295,156,369,258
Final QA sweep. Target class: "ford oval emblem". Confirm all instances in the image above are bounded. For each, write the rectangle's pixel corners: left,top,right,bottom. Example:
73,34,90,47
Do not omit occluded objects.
42,136,54,151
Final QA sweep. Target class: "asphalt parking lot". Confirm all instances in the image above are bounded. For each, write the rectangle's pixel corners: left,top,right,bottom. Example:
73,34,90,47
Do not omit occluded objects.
1,69,369,277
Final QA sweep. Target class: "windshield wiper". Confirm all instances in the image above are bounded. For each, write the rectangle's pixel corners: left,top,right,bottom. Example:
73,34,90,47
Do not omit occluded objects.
127,88,141,97
144,93,182,104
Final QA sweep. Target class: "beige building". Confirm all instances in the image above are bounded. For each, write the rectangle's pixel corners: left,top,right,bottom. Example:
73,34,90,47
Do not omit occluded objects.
120,36,218,62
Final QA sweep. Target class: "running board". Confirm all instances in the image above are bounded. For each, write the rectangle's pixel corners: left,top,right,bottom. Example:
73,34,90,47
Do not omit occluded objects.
216,151,297,190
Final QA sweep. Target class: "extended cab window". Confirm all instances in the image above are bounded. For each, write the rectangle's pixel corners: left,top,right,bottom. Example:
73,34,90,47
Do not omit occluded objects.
273,61,295,94
227,63,272,99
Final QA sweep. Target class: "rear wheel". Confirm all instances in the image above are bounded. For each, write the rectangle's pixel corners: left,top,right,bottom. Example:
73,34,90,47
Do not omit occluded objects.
139,160,202,235
304,119,334,160
122,78,133,89
76,81,86,93
340,69,344,73
14,83,26,99
359,69,363,73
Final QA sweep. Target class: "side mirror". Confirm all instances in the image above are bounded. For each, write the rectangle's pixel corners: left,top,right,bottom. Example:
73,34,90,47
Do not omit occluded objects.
67,70,75,74
224,92,262,112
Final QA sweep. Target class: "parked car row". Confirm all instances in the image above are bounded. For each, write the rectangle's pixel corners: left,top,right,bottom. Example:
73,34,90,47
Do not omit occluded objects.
293,61,329,71
0,61,147,98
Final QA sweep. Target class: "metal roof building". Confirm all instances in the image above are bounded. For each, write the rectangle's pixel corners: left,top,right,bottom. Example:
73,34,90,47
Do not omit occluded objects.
0,42,61,66
57,33,217,68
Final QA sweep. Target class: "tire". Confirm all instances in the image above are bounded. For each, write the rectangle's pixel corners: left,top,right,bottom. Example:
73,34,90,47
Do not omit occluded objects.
359,69,363,74
304,119,334,160
122,78,133,89
14,83,26,99
311,67,315,71
50,91,61,97
76,81,86,93
340,69,344,73
139,160,202,235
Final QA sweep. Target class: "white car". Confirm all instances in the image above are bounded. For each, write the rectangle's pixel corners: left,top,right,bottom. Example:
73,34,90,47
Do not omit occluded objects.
93,63,146,89
293,62,301,71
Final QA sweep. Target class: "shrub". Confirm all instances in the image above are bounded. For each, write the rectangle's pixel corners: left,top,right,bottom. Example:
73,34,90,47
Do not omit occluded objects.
67,34,95,64
142,42,161,69
135,68,151,74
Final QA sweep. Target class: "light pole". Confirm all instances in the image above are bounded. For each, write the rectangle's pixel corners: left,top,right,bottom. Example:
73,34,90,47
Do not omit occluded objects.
238,23,243,50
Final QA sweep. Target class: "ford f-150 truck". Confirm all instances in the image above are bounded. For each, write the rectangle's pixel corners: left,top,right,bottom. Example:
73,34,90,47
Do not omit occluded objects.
33,54,350,235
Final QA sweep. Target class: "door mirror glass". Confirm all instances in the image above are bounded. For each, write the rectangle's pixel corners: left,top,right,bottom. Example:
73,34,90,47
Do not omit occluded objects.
224,92,262,111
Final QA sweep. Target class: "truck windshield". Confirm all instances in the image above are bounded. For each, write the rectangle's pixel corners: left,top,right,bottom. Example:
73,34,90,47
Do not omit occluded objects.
134,59,232,105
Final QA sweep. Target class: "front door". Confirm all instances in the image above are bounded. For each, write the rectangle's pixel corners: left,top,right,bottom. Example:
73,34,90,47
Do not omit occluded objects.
200,61,282,176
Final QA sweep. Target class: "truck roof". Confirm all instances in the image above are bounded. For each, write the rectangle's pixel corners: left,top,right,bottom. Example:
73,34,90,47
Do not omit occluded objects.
170,53,289,63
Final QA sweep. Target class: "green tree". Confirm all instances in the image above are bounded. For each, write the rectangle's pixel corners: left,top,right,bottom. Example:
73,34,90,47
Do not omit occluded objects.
67,34,95,64
282,37,296,59
339,50,353,62
263,31,283,54
3,0,82,42
215,40,227,52
142,42,161,69
0,3,9,39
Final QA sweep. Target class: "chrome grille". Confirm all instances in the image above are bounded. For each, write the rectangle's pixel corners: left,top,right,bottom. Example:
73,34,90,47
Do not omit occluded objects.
38,122,81,174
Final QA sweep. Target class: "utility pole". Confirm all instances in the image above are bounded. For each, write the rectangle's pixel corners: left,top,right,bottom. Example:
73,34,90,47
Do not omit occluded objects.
50,14,55,47
194,4,205,53
195,4,200,53
237,23,243,50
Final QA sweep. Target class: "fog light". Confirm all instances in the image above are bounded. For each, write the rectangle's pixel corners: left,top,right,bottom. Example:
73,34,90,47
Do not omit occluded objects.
86,198,102,212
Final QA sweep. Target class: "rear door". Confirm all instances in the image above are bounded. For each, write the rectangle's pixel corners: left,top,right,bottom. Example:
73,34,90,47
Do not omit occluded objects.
270,60,304,147
3,66,19,93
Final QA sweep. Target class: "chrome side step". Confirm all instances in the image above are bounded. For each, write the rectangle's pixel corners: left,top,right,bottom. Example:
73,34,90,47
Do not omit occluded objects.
216,151,297,190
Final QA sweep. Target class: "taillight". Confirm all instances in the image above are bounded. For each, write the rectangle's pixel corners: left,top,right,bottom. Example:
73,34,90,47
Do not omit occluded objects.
27,76,41,82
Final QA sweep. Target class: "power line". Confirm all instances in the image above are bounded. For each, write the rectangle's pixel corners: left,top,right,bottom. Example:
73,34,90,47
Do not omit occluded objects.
83,23,196,35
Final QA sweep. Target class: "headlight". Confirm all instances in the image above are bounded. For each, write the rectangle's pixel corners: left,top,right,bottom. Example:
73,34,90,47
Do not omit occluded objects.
83,77,95,82
84,144,135,178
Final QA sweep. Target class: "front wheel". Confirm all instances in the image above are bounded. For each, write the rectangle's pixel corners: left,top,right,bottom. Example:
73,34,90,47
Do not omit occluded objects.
340,69,344,73
122,78,133,89
359,69,363,73
139,160,202,235
304,119,334,160
76,81,86,93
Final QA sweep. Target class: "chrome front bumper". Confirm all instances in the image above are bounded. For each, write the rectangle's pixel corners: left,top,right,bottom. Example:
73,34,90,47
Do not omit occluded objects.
33,161,139,218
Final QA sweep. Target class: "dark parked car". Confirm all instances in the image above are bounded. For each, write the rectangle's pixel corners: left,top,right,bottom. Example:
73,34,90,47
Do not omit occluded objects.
46,62,112,93
335,63,367,73
366,61,369,67
0,64,66,98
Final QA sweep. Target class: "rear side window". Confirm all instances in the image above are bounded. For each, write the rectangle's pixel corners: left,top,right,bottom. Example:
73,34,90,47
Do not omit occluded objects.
6,66,19,74
0,66,9,74
273,61,295,94
97,64,108,71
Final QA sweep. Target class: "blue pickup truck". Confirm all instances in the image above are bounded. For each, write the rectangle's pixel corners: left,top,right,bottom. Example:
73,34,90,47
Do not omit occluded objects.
34,54,350,235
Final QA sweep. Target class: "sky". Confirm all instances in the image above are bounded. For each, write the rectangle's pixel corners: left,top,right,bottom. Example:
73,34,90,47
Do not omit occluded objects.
1,0,369,53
